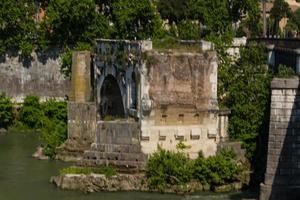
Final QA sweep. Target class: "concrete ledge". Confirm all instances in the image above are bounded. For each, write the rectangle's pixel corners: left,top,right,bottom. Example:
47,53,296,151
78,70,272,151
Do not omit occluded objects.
271,77,300,89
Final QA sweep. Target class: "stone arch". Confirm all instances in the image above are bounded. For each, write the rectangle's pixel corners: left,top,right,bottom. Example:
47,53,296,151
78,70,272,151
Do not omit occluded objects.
100,75,125,118
130,71,137,109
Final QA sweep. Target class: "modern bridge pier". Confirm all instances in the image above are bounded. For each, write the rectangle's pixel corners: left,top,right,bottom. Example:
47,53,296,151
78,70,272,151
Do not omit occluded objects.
260,77,300,200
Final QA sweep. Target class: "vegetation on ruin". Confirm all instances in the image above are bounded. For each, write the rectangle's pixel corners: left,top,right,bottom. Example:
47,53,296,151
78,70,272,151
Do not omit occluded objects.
145,147,241,191
59,166,117,178
276,64,297,78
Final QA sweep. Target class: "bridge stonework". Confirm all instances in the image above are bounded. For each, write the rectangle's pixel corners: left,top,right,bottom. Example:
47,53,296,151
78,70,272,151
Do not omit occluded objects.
58,39,230,169
260,77,300,200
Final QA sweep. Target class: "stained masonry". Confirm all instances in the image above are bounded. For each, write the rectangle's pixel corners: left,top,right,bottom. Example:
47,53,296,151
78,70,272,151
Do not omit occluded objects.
57,39,229,169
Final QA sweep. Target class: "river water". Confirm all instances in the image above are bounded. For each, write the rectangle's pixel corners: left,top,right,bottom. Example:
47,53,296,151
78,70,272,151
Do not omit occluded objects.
0,133,256,200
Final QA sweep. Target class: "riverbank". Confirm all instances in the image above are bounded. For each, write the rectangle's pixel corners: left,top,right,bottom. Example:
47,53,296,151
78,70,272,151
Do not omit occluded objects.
50,173,243,194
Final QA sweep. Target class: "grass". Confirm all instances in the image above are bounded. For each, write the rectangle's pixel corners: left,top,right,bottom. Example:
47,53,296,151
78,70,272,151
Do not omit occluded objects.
152,37,203,53
59,166,117,177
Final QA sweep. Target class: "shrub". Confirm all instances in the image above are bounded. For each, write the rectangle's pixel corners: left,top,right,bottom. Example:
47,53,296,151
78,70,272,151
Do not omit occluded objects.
39,99,68,157
0,93,14,129
41,99,67,122
40,119,67,157
19,95,43,129
146,147,193,190
177,20,200,40
193,149,240,186
204,149,240,185
277,64,296,78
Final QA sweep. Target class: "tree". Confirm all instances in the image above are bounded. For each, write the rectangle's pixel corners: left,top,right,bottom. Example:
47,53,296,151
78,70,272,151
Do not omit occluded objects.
0,0,37,55
40,0,111,48
286,9,300,37
270,0,290,35
155,0,189,24
218,42,272,158
111,0,163,40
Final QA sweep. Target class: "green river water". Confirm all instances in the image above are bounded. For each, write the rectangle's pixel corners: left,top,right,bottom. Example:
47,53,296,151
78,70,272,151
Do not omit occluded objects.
0,133,257,200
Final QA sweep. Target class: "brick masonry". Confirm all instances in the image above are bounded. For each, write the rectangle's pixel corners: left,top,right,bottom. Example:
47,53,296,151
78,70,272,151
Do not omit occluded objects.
260,77,300,200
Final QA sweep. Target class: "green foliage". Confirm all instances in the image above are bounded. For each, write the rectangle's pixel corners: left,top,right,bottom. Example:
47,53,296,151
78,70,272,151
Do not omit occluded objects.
40,119,67,157
218,42,272,159
111,0,163,40
0,93,14,129
146,148,241,190
156,0,190,24
39,99,67,157
270,0,291,35
60,42,92,77
18,95,67,157
286,9,300,37
19,95,43,129
276,64,296,78
0,0,36,56
177,20,200,40
193,150,240,186
40,0,111,47
146,148,193,190
59,166,117,177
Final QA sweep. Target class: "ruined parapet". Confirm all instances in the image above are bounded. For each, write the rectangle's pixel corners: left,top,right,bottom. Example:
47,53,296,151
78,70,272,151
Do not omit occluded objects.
62,39,225,166
140,45,220,159
260,77,300,200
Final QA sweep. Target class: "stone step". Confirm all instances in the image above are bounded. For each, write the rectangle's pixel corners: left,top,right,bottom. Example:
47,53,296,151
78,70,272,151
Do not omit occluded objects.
83,151,148,162
90,143,142,154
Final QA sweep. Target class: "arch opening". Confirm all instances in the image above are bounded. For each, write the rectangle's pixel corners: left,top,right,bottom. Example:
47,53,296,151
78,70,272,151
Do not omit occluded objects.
100,75,125,119
130,72,137,109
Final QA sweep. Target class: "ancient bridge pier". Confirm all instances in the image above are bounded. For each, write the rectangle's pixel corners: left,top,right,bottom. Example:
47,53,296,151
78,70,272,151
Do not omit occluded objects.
57,39,230,169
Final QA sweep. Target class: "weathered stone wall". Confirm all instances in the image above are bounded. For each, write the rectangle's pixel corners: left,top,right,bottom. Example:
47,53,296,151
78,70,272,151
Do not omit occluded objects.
260,77,300,200
140,50,219,158
0,50,70,102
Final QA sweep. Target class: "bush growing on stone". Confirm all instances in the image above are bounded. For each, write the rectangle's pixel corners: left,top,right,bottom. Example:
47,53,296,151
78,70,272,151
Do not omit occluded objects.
40,118,67,157
146,147,193,190
39,99,67,157
146,148,241,190
0,93,14,129
198,149,240,186
276,64,296,78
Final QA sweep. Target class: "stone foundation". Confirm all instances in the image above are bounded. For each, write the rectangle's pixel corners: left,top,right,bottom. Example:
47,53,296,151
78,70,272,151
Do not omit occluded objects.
50,173,243,194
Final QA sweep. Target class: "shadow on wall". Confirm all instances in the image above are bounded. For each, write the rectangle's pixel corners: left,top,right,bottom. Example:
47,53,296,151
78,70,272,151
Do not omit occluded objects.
263,78,300,200
0,48,61,68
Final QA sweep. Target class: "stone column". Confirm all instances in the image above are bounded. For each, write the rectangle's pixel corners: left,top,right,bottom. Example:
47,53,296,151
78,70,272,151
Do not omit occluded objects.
260,77,300,200
69,51,92,102
218,109,231,142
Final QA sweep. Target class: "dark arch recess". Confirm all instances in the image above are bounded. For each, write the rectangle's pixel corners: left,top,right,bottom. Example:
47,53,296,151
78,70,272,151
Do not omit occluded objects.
100,75,125,119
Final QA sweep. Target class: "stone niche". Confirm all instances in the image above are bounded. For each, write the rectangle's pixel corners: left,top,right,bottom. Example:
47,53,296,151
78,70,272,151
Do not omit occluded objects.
61,39,228,167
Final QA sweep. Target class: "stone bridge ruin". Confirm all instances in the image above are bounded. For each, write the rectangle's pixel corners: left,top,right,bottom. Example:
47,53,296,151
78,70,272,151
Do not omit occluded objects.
57,39,229,170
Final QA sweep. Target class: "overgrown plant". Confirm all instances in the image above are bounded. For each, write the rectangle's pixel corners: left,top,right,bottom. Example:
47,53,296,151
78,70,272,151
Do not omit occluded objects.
0,93,14,129
276,64,296,78
145,148,241,190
